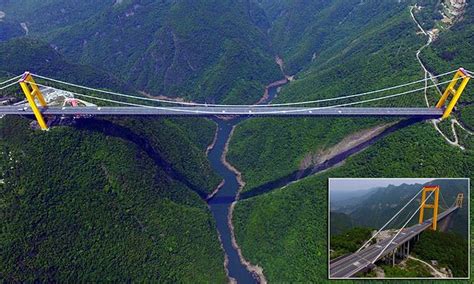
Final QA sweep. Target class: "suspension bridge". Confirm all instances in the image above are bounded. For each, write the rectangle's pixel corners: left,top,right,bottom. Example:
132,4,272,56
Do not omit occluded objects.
0,68,471,130
330,186,465,279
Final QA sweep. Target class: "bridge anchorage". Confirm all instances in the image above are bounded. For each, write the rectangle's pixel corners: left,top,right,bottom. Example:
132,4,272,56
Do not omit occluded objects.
0,67,470,130
330,185,465,279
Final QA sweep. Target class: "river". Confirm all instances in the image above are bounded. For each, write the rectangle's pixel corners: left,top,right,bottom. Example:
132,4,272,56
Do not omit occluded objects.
207,86,279,283
205,85,426,283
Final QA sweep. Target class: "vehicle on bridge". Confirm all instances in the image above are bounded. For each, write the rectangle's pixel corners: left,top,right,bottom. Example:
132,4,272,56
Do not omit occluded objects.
0,68,470,130
329,178,469,279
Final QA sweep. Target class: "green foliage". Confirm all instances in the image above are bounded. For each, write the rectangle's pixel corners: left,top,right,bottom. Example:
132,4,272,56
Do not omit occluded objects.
227,117,386,192
0,0,111,34
0,116,225,282
229,3,473,280
0,38,130,92
412,230,468,277
227,1,431,193
232,174,326,281
258,0,418,75
106,117,221,194
329,211,353,236
460,104,474,130
417,3,474,128
233,122,473,282
330,227,373,260
0,21,23,42
380,259,432,278
38,1,281,104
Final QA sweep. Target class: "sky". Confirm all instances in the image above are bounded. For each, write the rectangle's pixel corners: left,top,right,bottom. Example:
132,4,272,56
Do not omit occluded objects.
329,178,435,192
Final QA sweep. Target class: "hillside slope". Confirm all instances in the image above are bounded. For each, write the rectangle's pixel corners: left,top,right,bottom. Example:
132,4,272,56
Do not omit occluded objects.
0,115,225,282
0,39,225,281
228,1,426,193
231,1,474,281
233,122,473,281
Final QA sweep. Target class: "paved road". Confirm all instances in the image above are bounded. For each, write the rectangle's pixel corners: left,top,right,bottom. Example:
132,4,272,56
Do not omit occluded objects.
0,106,444,117
330,206,459,278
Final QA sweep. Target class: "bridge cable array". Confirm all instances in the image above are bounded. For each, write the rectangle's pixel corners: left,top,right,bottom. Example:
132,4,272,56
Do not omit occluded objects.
371,189,437,263
438,191,450,210
0,75,22,90
355,186,425,253
25,77,464,115
29,70,462,107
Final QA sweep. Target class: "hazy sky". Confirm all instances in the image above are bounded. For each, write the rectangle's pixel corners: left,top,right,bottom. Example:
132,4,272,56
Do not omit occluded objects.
329,178,435,192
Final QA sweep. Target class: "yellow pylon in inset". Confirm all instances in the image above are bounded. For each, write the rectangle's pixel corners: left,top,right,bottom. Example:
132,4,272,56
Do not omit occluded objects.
436,68,471,120
455,193,464,208
418,185,440,231
19,72,49,130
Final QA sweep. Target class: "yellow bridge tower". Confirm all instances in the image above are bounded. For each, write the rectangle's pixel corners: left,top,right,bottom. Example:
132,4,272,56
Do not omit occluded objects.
418,185,440,231
19,72,49,130
436,68,471,120
455,193,464,208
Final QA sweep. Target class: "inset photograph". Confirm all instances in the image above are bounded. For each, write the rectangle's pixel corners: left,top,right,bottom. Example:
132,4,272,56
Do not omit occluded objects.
329,178,469,279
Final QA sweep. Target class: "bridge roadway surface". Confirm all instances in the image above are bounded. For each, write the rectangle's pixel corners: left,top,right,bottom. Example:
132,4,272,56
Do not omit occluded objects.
329,206,459,278
0,106,444,117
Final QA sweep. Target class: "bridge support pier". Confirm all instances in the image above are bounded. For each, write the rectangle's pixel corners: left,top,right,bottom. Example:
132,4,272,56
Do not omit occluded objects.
389,241,413,266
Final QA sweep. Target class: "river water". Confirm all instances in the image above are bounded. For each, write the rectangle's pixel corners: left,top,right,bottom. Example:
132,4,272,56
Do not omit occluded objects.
207,87,279,283
205,85,421,283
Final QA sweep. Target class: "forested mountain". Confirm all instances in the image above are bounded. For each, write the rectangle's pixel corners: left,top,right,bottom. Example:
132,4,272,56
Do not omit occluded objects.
230,0,473,281
1,0,282,104
0,23,226,280
0,38,129,91
330,179,469,237
0,115,225,282
228,0,473,198
1,0,473,282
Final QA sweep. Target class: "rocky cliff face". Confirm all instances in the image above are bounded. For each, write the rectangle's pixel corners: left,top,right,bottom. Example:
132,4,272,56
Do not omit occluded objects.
442,0,467,24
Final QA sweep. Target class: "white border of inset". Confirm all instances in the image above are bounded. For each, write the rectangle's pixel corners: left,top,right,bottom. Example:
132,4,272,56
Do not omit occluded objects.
327,177,470,280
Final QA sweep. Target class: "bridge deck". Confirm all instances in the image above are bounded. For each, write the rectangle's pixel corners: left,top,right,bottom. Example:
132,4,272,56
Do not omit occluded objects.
0,106,444,117
329,206,459,278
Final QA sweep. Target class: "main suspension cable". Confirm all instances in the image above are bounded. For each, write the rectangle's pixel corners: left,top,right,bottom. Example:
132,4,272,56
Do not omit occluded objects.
372,190,435,263
356,187,424,253
27,77,457,115
30,70,457,107
0,75,22,86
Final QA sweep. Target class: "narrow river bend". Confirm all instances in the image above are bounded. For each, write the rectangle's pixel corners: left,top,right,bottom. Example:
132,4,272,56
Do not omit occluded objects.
206,87,279,283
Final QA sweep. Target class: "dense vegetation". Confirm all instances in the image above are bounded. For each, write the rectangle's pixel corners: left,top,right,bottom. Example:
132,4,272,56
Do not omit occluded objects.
330,179,469,236
412,230,468,277
377,259,432,278
258,0,418,75
233,121,473,281
0,115,225,282
0,0,112,34
0,38,129,92
227,0,431,193
2,0,473,282
329,211,353,236
1,0,282,104
329,227,373,260
230,2,473,281
417,1,474,130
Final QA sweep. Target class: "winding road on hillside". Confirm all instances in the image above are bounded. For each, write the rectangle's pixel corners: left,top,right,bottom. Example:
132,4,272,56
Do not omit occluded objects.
410,4,473,150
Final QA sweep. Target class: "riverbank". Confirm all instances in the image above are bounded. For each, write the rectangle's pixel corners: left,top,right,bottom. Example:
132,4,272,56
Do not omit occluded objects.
222,125,267,283
299,122,397,170
223,77,292,282
255,78,288,105
206,77,288,283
